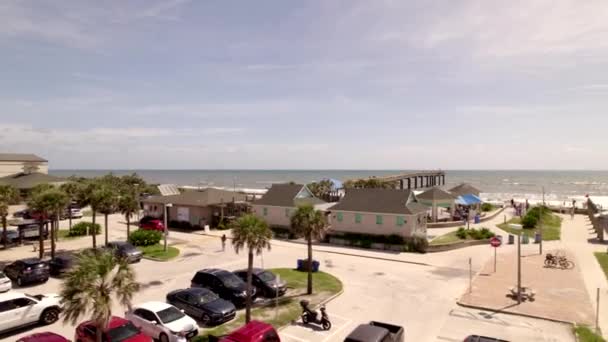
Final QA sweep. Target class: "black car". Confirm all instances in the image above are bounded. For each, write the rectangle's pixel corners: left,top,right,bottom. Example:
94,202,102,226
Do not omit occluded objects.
49,254,75,276
166,288,237,325
234,268,287,298
105,241,143,263
464,336,509,342
191,269,255,307
3,258,50,286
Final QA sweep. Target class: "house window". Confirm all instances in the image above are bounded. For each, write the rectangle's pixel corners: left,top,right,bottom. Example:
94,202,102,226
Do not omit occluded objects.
355,213,362,223
337,212,343,222
285,208,290,217
396,216,405,226
376,215,383,225
263,207,268,216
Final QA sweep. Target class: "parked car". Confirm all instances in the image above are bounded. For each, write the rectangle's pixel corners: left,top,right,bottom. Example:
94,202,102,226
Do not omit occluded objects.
5,222,49,242
191,269,255,307
4,258,50,286
0,229,18,244
75,316,152,342
0,292,61,334
139,216,165,231
464,336,509,342
344,321,404,342
214,321,280,342
0,271,12,292
12,209,28,219
105,241,143,263
69,208,83,219
16,332,70,342
166,288,236,325
126,301,199,342
233,268,286,298
49,254,75,276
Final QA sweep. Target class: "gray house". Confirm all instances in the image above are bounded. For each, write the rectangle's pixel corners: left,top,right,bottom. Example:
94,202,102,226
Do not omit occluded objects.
328,188,428,238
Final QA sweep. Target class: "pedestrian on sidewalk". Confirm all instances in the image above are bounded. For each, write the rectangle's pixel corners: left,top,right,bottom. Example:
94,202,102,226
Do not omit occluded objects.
221,234,227,251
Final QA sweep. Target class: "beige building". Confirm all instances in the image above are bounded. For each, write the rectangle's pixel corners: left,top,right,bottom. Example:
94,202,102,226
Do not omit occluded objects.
141,188,248,229
0,153,48,178
328,188,428,238
252,184,325,228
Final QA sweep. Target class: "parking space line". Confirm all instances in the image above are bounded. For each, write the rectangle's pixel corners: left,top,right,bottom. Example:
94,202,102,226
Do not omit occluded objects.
321,317,352,342
280,332,309,342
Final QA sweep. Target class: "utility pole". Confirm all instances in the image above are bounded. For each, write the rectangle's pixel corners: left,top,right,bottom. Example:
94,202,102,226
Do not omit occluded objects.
517,234,522,304
540,187,545,255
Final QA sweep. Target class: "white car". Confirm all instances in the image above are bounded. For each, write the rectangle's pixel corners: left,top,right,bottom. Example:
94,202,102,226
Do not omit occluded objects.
69,208,83,219
0,272,11,292
126,301,198,342
0,292,61,334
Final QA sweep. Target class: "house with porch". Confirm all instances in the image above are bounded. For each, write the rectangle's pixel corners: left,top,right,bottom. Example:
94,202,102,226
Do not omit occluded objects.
252,183,325,227
141,188,249,229
327,188,428,238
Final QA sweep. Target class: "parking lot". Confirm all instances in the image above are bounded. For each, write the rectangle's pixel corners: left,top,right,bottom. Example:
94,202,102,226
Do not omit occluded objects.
0,215,577,341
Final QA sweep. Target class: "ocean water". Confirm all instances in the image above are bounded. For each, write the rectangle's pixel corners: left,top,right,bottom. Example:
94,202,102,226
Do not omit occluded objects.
49,169,608,201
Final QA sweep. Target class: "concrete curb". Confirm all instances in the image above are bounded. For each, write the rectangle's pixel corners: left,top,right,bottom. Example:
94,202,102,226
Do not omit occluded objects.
455,301,575,325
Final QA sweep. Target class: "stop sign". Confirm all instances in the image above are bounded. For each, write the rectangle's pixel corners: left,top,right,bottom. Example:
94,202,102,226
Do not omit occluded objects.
490,236,501,247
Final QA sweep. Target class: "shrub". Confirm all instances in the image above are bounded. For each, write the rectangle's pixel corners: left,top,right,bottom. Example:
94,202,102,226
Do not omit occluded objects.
129,229,162,246
406,234,428,253
479,227,495,239
521,215,538,229
69,222,100,237
481,203,495,212
456,227,467,239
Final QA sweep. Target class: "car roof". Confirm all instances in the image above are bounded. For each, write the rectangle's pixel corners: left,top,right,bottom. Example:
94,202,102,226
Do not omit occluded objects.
227,321,275,340
135,301,174,312
17,332,69,342
109,241,130,246
174,287,213,296
0,291,29,301
81,316,130,329
200,268,231,276
54,254,73,260
235,268,265,275
21,258,44,265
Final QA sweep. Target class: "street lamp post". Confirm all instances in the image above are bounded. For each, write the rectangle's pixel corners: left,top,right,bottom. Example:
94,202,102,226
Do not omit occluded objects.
164,203,173,252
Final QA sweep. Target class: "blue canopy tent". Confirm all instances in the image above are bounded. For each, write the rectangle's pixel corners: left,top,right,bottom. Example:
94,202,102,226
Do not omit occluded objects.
455,194,483,206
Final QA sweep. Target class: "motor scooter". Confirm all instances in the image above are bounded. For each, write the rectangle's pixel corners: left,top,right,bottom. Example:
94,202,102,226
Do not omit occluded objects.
300,300,331,330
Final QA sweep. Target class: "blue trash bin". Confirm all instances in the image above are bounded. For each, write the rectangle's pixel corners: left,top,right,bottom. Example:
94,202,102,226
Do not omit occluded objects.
312,261,320,272
534,233,541,243
474,214,481,224
297,259,303,271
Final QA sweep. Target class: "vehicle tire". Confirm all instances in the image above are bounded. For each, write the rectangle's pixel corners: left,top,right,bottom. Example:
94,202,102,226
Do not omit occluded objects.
17,277,23,286
40,307,60,325
565,261,575,269
158,333,169,342
544,259,554,267
322,320,332,331
301,314,308,324
201,314,210,326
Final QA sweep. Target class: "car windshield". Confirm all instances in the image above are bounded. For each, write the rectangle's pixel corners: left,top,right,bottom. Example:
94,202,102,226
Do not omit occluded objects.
157,306,185,324
218,273,244,289
106,322,140,342
257,271,275,282
199,291,220,304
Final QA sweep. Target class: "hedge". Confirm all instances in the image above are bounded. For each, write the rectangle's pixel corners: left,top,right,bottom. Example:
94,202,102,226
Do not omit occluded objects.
69,222,101,237
455,227,495,240
328,232,428,253
129,229,162,246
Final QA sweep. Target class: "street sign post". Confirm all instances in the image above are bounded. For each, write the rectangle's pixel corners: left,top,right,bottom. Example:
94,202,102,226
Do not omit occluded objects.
490,236,501,273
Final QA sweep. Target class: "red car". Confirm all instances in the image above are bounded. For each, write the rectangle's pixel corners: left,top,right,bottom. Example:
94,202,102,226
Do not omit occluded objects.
75,316,152,342
219,321,280,342
17,332,70,342
139,217,165,231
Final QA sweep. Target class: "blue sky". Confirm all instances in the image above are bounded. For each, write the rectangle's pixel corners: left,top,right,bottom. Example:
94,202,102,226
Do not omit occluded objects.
1,0,607,170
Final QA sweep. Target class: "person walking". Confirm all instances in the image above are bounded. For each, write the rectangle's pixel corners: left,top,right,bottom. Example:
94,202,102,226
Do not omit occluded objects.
221,234,227,251
571,199,576,219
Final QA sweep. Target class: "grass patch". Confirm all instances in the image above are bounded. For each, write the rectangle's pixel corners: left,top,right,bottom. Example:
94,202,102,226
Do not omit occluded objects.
194,268,343,341
594,252,608,282
57,229,80,240
138,244,180,261
574,325,605,342
429,227,494,246
430,231,462,245
82,210,93,217
497,216,561,241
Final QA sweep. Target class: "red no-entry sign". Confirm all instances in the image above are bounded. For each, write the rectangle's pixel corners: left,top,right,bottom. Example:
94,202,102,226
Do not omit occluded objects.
490,237,501,247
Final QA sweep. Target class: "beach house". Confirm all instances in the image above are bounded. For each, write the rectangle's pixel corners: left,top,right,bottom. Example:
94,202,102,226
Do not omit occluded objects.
252,183,325,228
327,188,428,238
0,153,48,177
141,188,249,229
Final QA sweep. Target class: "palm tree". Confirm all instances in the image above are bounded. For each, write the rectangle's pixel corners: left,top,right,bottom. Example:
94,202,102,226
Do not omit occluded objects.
290,204,328,295
83,182,102,248
0,185,18,249
61,249,139,342
60,182,80,231
231,214,272,323
96,186,117,246
118,194,139,238
28,189,68,259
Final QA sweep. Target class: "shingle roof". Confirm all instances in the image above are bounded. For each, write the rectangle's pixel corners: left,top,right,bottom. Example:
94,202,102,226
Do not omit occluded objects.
417,187,457,201
141,188,247,207
0,172,64,189
449,183,481,196
328,188,428,215
254,183,325,207
0,153,47,162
